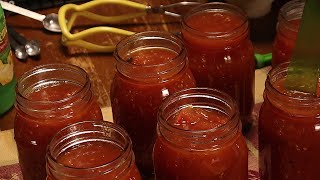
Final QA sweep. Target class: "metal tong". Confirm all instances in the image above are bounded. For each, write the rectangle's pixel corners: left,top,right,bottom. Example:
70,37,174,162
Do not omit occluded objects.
58,0,201,52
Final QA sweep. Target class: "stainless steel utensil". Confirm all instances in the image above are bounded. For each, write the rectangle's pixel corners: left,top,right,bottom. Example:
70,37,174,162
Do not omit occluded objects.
8,34,27,60
0,1,61,32
7,26,41,57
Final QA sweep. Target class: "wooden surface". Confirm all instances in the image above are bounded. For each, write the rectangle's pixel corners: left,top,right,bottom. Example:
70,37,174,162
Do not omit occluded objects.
0,0,273,131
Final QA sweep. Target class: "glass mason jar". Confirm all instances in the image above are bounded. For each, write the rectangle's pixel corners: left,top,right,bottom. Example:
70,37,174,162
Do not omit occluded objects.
181,2,255,130
14,64,103,180
259,62,320,180
46,121,141,180
154,88,248,180
272,0,304,67
111,31,196,176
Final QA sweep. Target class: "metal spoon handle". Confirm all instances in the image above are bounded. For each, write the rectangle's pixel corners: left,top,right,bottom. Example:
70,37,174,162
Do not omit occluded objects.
8,34,28,60
7,26,27,45
0,1,45,22
8,33,19,49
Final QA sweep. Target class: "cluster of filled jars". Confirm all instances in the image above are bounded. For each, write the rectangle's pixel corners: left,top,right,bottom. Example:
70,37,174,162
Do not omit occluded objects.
14,1,319,180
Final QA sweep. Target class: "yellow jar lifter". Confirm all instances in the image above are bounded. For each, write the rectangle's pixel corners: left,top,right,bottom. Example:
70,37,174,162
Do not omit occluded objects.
58,0,200,52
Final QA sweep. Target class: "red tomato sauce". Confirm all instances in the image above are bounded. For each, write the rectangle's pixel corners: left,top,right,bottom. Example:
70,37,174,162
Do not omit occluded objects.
129,47,177,66
182,10,255,128
171,107,227,130
15,83,103,180
57,141,123,168
259,78,320,180
272,19,300,67
154,107,248,180
52,141,141,180
184,11,245,48
111,47,196,175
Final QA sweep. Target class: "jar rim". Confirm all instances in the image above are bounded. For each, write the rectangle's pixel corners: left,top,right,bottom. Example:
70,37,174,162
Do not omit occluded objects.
266,62,320,103
114,31,187,81
158,88,240,136
182,2,248,39
114,31,185,68
47,121,133,177
278,0,305,33
16,63,90,105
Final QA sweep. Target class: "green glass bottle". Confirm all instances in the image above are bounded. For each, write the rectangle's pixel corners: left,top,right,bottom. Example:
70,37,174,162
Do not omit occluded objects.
0,5,16,115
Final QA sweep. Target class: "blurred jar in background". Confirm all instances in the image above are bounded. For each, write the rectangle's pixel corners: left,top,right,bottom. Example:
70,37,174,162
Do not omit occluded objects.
225,0,274,19
259,62,320,180
225,0,297,42
272,0,304,67
181,2,255,131
111,31,196,177
47,121,141,180
154,88,248,180
15,64,103,180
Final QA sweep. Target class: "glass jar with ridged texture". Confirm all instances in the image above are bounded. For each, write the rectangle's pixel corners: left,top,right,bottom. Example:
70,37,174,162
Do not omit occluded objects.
46,121,141,180
154,88,248,180
14,64,103,180
259,62,320,180
111,31,196,176
181,2,255,131
272,0,304,67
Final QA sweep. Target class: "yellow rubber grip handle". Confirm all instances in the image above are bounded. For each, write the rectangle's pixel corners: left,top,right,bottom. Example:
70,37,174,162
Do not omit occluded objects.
58,0,147,52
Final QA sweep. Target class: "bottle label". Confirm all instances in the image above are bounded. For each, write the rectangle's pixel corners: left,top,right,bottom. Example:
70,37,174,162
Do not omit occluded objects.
0,5,14,86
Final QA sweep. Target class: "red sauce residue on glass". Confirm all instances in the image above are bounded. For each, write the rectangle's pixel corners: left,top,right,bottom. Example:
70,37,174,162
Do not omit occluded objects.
272,19,300,67
111,47,196,174
170,107,227,131
259,78,320,180
129,48,177,65
154,107,248,180
57,141,122,168
184,11,245,48
189,12,243,31
27,83,80,101
15,83,103,180
56,141,141,180
182,10,255,127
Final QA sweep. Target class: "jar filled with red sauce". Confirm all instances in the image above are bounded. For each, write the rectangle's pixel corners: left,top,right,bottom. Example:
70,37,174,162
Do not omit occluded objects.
46,121,141,180
181,3,255,130
272,0,304,67
154,88,248,180
14,64,103,180
259,62,320,180
111,31,196,176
